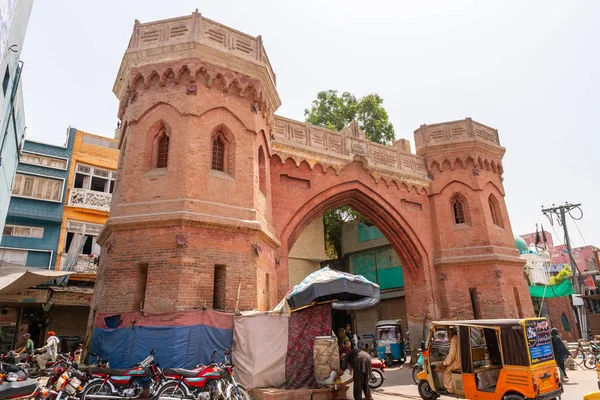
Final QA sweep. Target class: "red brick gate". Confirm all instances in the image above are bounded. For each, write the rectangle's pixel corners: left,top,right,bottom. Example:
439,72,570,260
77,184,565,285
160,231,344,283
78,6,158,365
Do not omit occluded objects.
92,11,534,339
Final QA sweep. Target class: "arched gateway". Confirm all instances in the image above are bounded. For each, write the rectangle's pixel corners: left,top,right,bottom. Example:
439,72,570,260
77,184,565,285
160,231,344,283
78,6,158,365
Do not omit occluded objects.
93,11,533,339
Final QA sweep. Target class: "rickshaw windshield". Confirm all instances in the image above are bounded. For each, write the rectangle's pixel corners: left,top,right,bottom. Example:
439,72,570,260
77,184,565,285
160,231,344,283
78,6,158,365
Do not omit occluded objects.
377,327,399,340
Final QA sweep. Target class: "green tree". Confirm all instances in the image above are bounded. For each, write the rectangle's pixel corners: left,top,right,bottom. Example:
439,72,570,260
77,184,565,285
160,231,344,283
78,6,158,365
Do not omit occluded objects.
304,90,395,145
304,90,395,258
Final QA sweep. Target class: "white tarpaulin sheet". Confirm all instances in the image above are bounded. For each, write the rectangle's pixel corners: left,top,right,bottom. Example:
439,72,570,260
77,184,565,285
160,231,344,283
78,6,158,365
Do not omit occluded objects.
0,263,74,294
232,312,289,390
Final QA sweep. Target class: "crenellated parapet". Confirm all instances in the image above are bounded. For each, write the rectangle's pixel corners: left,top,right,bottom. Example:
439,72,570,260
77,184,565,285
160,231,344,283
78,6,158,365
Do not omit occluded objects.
271,116,431,191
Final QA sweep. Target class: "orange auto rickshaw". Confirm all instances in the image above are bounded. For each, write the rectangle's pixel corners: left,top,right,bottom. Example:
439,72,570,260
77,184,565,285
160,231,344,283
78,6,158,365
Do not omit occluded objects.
416,318,563,400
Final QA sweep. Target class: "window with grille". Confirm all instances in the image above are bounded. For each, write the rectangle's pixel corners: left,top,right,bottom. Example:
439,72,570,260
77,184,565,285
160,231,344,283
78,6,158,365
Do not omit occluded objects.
452,197,466,224
157,133,169,168
212,136,225,171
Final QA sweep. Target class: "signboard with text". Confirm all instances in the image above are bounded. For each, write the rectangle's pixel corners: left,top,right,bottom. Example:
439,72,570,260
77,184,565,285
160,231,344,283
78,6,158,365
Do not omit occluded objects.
525,319,553,365
52,291,93,306
0,290,49,304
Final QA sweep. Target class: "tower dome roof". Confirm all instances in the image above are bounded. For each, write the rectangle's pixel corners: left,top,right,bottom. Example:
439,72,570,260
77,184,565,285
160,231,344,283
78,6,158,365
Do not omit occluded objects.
514,236,530,254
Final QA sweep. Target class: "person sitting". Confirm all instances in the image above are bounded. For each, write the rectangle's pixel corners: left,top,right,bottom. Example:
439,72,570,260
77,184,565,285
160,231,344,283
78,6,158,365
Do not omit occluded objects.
36,331,60,369
15,333,35,360
437,328,460,393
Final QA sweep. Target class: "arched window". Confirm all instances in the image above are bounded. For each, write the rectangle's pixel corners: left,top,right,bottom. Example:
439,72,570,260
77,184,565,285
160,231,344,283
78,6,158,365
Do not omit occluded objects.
561,313,571,331
212,135,225,171
452,197,467,225
488,194,504,228
258,147,267,195
156,131,169,168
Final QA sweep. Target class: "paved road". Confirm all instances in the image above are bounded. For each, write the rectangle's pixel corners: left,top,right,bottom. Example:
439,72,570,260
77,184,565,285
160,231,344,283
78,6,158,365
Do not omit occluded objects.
370,363,599,399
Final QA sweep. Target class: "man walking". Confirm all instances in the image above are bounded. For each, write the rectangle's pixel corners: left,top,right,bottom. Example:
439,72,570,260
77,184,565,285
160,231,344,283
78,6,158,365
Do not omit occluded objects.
339,348,373,400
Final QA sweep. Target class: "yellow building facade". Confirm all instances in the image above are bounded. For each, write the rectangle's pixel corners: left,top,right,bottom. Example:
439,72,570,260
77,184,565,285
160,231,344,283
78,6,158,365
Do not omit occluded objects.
55,130,119,281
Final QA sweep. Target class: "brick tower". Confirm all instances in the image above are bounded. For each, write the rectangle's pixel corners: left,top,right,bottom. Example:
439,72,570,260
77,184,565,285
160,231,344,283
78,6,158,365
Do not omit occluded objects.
415,119,534,319
94,11,281,313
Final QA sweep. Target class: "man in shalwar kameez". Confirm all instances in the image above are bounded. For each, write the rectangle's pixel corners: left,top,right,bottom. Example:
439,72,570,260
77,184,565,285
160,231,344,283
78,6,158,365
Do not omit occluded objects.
339,348,373,400
437,328,460,393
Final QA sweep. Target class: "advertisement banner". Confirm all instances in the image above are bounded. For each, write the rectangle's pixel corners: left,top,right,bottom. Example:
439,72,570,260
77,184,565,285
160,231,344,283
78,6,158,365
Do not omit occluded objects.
525,319,553,365
52,291,93,306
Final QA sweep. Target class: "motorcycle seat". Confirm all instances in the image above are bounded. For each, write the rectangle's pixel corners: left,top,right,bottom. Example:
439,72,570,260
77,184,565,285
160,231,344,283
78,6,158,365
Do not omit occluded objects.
0,378,38,398
90,368,128,376
163,368,198,378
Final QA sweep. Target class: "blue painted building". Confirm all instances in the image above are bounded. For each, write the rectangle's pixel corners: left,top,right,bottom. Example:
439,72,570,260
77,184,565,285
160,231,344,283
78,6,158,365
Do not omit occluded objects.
1,128,75,268
0,0,35,236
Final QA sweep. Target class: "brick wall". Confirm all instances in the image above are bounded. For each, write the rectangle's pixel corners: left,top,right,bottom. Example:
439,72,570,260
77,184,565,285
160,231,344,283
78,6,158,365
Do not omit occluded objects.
49,306,90,341
546,297,579,342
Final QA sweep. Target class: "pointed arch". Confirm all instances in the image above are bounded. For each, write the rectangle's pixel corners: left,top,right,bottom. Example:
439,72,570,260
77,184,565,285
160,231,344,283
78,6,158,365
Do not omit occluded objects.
176,65,191,84
161,68,175,87
488,193,504,228
149,120,172,169
210,124,236,175
145,70,160,89
212,73,227,91
258,146,267,195
132,73,145,91
450,193,470,225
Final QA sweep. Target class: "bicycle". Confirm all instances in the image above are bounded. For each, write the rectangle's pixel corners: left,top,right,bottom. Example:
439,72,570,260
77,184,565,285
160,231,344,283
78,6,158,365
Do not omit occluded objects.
568,339,597,369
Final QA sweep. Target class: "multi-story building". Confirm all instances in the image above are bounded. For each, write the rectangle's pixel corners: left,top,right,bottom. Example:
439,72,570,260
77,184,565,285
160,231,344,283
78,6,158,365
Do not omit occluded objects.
0,127,119,353
1,129,74,268
55,130,119,281
0,128,75,351
515,235,579,341
0,0,34,235
339,220,407,339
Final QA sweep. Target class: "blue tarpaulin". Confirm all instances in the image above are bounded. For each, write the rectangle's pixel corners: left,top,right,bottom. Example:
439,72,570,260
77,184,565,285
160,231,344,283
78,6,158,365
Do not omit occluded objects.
90,309,233,369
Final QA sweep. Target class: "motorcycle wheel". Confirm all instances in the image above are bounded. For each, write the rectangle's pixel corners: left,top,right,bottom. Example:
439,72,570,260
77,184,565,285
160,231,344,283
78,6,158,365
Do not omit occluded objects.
228,385,251,400
417,379,437,400
156,381,190,400
412,365,423,385
81,381,111,400
368,369,384,389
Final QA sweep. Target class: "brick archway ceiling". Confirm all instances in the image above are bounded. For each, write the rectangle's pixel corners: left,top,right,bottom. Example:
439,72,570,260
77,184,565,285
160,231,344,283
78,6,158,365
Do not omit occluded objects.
283,182,426,276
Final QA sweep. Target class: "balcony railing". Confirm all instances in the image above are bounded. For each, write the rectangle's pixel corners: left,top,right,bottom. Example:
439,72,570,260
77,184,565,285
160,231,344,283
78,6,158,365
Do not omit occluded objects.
68,188,112,212
70,254,98,274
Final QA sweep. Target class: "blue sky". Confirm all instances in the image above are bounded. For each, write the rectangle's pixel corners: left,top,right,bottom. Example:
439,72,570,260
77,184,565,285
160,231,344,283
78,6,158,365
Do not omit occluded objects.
18,0,600,248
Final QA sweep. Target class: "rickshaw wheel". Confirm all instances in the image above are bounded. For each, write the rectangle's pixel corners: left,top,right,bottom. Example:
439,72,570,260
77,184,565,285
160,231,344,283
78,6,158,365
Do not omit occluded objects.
503,394,525,400
385,355,393,367
417,379,437,400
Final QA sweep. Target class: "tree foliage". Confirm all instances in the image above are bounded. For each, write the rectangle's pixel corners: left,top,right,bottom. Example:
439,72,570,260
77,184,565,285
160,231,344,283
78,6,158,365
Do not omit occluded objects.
304,90,395,145
304,90,395,258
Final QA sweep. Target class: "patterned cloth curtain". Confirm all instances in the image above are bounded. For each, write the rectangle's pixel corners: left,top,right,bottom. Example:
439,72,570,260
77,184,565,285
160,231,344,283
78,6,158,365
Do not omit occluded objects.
285,304,332,389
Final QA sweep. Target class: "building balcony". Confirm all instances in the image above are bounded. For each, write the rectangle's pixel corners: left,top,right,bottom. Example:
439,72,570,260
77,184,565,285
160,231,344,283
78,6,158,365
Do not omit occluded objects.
60,254,98,276
68,188,112,212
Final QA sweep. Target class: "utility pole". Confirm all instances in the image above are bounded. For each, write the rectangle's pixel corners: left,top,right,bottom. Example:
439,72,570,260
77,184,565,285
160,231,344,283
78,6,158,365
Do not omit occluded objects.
542,202,587,339
542,203,583,293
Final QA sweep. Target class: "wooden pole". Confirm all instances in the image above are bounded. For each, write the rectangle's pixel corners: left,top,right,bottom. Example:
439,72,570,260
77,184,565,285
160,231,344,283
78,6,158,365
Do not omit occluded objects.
235,278,242,313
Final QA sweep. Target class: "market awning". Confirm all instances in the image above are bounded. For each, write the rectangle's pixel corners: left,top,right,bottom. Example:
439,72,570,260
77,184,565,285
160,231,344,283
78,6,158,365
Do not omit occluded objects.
0,262,74,294
529,279,574,298
286,267,380,311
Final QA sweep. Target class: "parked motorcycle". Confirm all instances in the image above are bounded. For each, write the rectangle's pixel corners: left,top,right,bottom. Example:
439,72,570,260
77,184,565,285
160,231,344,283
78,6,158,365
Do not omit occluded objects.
157,350,226,400
46,359,88,400
0,361,49,400
81,350,164,400
368,357,385,389
221,349,250,400
411,348,423,385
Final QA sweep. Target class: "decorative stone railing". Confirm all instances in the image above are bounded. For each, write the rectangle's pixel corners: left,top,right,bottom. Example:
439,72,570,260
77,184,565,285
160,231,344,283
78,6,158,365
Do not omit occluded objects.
414,118,501,153
127,10,275,87
72,255,98,274
271,116,429,184
68,188,112,212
